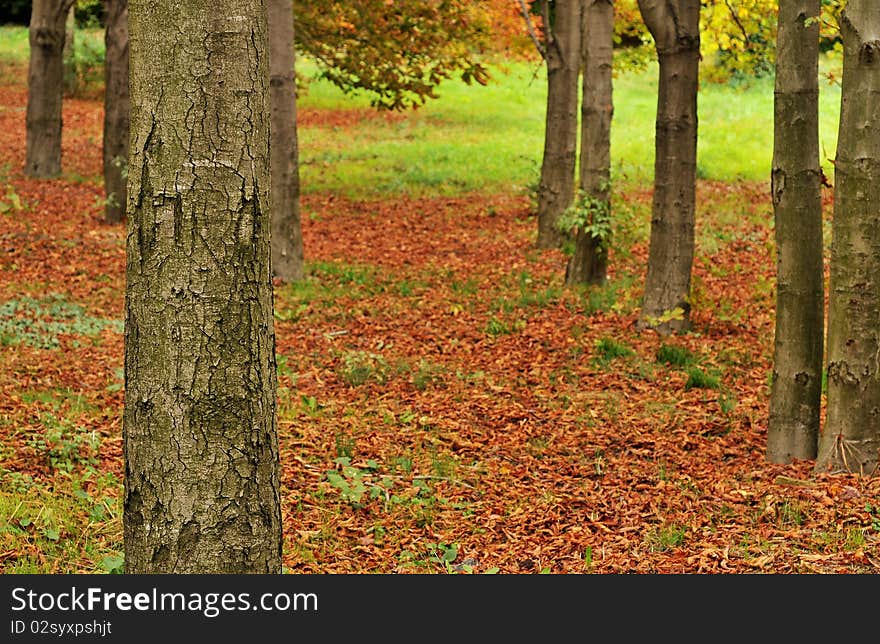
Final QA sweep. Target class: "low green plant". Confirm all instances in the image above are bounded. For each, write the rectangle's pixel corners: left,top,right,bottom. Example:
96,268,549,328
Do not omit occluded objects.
641,306,686,330
450,278,479,296
718,391,737,415
26,413,100,473
646,524,687,552
326,457,402,508
778,500,806,527
867,503,880,533
412,360,445,391
656,343,696,368
0,470,122,573
99,554,124,574
62,26,105,98
484,316,510,337
325,458,370,505
593,337,635,366
557,186,612,257
579,274,638,316
0,294,122,349
300,395,323,418
338,351,391,386
843,527,866,551
311,261,384,291
685,367,721,391
0,184,24,215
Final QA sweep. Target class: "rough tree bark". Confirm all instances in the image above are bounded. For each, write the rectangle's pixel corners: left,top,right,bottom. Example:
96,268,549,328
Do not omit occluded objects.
535,0,582,249
25,0,76,178
817,1,880,476
102,0,129,224
636,0,700,334
124,0,282,572
269,0,304,282
767,0,823,464
566,0,613,285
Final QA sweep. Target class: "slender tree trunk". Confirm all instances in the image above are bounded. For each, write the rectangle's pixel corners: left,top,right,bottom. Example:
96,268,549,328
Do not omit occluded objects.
566,0,613,285
536,0,582,249
102,0,129,224
636,0,700,334
269,0,304,282
767,0,823,464
25,0,75,178
124,0,282,572
62,3,75,95
817,2,880,476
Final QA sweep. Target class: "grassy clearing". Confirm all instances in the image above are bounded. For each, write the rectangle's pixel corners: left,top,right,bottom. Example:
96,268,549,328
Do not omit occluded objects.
296,57,843,195
0,25,28,63
0,25,105,64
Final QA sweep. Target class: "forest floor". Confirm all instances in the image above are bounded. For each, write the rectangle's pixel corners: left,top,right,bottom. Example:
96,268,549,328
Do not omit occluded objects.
0,65,878,574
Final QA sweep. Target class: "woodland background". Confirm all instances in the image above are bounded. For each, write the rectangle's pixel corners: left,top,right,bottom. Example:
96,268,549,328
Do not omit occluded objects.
0,0,878,574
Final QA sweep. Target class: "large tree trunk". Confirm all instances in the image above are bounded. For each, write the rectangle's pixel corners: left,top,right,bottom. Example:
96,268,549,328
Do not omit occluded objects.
25,0,75,178
767,0,823,464
102,0,129,224
817,2,880,477
636,0,700,334
535,0,582,249
269,0,304,282
124,0,282,572
566,0,613,285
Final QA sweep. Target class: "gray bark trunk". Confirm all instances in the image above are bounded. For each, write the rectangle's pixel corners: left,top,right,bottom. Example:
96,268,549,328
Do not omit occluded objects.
25,0,75,178
767,0,823,464
817,2,880,476
536,0,582,249
566,0,613,285
636,0,700,334
124,0,282,572
269,0,304,282
102,0,129,224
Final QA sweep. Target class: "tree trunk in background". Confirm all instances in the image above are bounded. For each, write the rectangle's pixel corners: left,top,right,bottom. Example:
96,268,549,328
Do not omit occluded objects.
62,3,75,95
817,2,880,477
566,0,613,285
102,0,129,224
767,0,823,464
269,0,304,282
636,0,700,334
124,0,282,572
536,0,582,249
25,0,75,178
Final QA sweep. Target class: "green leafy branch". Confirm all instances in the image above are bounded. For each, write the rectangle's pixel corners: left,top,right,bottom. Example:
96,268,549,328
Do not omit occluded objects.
557,187,613,246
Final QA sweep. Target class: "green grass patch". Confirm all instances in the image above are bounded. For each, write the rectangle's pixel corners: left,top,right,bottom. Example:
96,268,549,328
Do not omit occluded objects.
337,350,392,387
593,337,635,367
0,26,30,64
656,344,697,368
483,315,525,337
577,273,640,317
296,56,844,197
646,523,687,553
684,367,721,391
274,261,387,320
0,469,122,573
